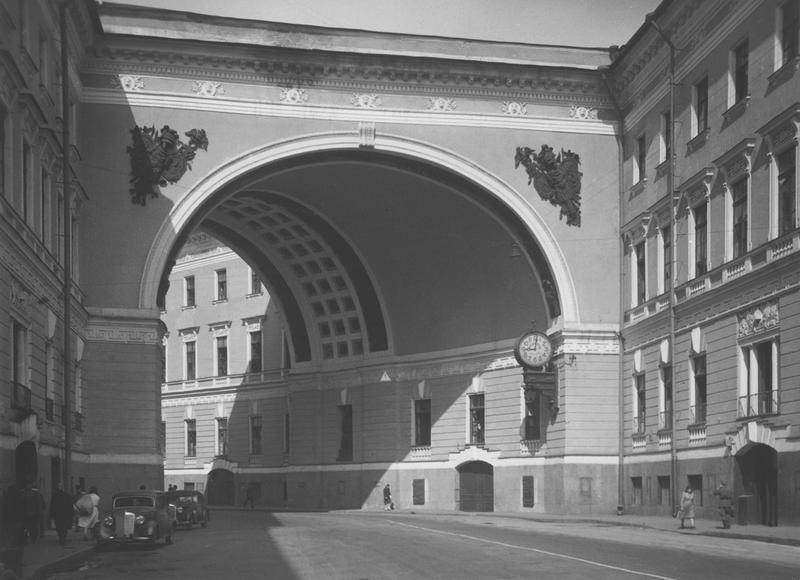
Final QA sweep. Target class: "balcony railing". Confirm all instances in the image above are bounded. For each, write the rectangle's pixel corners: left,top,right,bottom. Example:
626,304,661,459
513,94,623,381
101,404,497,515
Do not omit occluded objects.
12,382,32,411
738,391,779,418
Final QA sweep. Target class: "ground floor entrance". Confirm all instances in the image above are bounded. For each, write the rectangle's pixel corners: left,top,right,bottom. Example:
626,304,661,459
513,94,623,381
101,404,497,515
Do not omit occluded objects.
735,443,778,526
458,461,494,512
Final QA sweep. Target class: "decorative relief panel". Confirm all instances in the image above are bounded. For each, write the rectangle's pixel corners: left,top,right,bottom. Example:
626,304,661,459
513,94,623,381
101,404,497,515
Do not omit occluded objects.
757,102,800,153
502,101,527,116
279,87,308,104
569,105,597,119
427,97,456,112
737,300,779,338
86,319,162,344
351,93,381,108
678,167,715,213
714,138,755,185
114,75,145,92
192,80,224,97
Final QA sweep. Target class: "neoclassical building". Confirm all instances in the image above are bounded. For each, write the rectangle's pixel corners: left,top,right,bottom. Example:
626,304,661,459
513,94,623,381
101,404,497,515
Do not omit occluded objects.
1,0,798,524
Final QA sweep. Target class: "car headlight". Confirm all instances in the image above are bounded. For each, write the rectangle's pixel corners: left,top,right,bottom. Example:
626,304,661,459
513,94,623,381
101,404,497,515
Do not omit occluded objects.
135,515,145,524
177,507,183,513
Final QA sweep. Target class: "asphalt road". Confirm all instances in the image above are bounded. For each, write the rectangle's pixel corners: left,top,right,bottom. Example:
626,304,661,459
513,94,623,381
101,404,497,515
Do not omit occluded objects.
44,510,800,580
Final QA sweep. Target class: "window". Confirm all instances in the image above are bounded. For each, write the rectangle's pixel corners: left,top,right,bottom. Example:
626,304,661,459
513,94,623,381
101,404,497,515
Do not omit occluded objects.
40,167,50,242
778,146,797,236
23,138,32,222
160,421,166,455
249,268,262,295
660,111,671,163
523,390,542,441
38,32,50,89
522,476,535,508
635,134,647,183
633,373,646,433
45,342,54,420
659,226,671,295
657,476,671,505
337,405,353,461
631,476,643,506
185,340,196,380
469,394,485,445
659,365,673,430
732,179,749,259
634,240,647,306
12,320,28,386
692,203,708,276
215,336,228,377
0,103,6,197
414,399,431,447
731,40,749,105
184,276,195,307
739,339,779,417
215,269,227,301
693,77,708,136
248,330,262,373
56,192,64,263
779,0,799,68
216,417,228,456
185,419,196,457
691,354,707,424
688,474,703,506
250,415,262,455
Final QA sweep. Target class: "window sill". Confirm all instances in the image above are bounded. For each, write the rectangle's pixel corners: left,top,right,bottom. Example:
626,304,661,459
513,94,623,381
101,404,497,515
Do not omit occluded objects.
629,178,647,199
767,56,800,93
655,159,671,182
246,292,264,299
212,298,228,305
722,95,750,128
181,305,196,311
687,128,710,155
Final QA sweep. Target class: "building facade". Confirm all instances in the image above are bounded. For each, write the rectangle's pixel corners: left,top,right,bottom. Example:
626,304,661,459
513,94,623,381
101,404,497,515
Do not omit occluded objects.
615,0,800,525
2,0,799,525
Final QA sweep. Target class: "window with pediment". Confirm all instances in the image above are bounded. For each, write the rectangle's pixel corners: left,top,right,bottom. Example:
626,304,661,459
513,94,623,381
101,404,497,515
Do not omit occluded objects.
758,104,799,239
715,140,755,262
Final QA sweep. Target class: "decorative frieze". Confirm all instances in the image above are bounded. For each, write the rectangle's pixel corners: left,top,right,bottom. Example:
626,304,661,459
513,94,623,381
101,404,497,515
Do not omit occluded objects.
736,300,779,339
191,80,225,97
351,93,381,108
427,97,456,112
279,87,308,105
114,75,145,92
568,105,597,119
86,316,162,344
502,101,527,116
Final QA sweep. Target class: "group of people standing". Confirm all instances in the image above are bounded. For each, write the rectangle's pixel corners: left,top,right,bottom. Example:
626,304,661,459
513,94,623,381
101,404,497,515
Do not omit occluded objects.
1,482,100,577
677,481,735,530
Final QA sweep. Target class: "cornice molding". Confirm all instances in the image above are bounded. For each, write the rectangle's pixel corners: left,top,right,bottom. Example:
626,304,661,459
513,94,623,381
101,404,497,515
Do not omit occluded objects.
86,314,164,345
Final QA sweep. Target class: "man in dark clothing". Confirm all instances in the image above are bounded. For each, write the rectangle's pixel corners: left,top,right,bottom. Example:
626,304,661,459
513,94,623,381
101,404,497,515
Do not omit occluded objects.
50,483,75,546
1,485,26,578
23,484,46,544
714,481,734,528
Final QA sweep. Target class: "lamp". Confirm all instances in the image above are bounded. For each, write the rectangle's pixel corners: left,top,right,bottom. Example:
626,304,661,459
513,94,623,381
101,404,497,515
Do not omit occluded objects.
510,243,522,258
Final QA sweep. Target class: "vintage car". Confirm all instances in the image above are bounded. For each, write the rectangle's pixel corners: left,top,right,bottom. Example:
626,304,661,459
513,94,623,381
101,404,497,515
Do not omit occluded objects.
166,490,210,529
97,490,177,546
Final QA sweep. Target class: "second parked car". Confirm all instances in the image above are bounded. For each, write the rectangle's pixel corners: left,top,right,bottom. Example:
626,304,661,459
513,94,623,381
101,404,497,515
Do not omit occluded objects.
166,490,210,529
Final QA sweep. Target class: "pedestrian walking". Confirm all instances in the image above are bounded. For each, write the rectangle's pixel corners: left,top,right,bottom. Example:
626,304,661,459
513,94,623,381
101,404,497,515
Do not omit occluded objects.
713,481,734,529
679,485,695,529
50,483,75,546
383,484,394,511
23,483,46,544
0,485,26,578
242,484,256,509
75,486,100,541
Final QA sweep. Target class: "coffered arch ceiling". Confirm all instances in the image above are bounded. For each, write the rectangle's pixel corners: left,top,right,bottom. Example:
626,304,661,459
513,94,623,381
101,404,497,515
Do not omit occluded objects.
163,149,559,365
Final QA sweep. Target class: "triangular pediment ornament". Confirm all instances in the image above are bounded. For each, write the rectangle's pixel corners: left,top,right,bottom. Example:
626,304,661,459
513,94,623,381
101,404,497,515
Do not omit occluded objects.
756,102,800,152
676,166,715,215
714,138,756,185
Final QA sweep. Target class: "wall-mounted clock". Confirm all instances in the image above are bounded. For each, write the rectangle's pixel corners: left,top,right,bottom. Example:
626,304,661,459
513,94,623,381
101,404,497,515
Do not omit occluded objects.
514,330,553,369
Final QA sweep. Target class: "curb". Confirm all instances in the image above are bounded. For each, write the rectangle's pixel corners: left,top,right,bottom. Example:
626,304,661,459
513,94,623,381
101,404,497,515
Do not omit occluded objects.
28,545,95,580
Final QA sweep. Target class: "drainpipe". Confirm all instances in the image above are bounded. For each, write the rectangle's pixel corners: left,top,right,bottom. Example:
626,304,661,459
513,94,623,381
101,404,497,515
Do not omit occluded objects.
647,15,679,516
601,69,626,515
60,0,73,489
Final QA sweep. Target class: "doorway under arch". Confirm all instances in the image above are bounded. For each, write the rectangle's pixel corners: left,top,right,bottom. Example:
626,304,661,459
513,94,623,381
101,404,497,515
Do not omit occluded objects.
15,441,37,488
206,469,235,506
735,443,778,526
458,461,494,512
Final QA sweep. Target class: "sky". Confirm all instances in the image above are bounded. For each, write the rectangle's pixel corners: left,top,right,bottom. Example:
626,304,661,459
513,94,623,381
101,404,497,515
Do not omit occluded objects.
114,0,662,48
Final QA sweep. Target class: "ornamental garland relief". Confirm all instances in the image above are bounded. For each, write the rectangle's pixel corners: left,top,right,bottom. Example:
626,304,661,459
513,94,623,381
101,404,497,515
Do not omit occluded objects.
114,75,145,92
351,93,381,108
192,80,225,97
569,105,598,119
737,300,779,338
502,101,527,116
427,97,456,112
279,87,308,104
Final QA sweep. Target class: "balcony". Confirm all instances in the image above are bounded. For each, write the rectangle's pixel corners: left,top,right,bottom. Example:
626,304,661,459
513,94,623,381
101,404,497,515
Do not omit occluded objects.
738,391,779,419
520,439,543,455
410,445,432,459
162,369,285,393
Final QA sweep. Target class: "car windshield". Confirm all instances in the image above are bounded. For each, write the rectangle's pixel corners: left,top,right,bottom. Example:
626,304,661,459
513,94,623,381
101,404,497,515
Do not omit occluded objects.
114,496,155,508
175,496,195,504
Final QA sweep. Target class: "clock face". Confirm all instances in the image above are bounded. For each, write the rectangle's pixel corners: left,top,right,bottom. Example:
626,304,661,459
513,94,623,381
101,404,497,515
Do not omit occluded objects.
514,331,553,368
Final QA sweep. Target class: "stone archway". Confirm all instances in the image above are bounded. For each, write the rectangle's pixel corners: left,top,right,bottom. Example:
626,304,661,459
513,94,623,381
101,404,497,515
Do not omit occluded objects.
458,460,494,512
735,443,778,526
139,132,579,327
15,440,37,488
206,468,235,506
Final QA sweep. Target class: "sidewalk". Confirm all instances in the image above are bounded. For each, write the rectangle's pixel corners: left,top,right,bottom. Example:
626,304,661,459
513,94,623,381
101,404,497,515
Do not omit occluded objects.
10,511,800,579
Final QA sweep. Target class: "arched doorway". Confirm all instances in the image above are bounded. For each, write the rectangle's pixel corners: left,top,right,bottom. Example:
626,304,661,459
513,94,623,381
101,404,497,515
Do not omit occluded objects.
458,461,494,512
735,443,778,526
15,441,37,488
206,469,235,506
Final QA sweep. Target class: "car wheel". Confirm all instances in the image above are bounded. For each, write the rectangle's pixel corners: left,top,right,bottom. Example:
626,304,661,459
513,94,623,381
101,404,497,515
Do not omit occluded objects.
165,533,173,545
186,516,193,530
